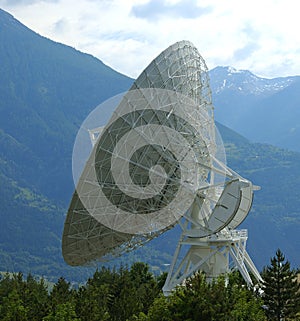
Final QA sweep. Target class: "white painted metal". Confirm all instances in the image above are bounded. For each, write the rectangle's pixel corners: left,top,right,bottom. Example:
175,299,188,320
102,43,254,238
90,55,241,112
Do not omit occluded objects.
62,40,220,265
163,229,263,295
63,40,262,294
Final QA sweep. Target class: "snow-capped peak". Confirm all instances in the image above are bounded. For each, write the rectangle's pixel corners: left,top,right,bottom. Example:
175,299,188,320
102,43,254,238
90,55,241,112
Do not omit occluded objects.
209,66,297,96
227,66,242,74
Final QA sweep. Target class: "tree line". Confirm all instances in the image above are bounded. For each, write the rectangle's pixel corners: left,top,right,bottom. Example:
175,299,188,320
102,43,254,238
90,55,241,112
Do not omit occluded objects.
0,249,299,321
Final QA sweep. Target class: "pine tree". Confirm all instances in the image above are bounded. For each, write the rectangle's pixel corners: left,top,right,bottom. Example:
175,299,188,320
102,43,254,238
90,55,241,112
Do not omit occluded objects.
262,249,300,321
0,289,29,321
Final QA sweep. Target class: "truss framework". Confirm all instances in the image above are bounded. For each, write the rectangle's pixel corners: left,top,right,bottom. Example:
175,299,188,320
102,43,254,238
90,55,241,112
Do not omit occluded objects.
62,40,262,294
163,228,263,295
62,40,221,265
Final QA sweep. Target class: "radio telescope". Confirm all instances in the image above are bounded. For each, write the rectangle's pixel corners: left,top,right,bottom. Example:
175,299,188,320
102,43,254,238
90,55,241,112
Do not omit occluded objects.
62,40,262,294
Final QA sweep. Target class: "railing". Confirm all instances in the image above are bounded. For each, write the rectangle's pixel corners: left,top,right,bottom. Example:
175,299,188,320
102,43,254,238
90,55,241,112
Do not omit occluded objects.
230,229,248,238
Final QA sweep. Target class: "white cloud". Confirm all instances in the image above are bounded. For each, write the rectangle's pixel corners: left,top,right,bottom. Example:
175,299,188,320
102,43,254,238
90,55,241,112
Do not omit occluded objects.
0,0,300,78
1,0,58,4
131,0,212,20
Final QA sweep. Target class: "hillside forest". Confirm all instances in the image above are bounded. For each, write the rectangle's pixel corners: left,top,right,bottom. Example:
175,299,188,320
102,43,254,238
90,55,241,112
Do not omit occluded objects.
0,250,299,321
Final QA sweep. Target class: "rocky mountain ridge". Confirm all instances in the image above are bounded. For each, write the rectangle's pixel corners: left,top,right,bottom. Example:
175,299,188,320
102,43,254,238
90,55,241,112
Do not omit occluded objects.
210,66,298,96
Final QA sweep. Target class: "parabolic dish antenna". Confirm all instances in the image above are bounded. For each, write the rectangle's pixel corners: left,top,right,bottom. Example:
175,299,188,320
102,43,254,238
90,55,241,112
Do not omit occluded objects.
62,40,262,292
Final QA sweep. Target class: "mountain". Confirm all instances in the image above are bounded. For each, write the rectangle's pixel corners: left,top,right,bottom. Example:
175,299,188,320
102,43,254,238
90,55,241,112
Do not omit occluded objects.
0,9,299,280
0,8,133,280
0,8,133,203
210,66,300,152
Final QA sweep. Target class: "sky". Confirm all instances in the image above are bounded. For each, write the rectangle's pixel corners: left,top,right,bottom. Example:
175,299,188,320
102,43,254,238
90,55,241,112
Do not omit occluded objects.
1,0,300,79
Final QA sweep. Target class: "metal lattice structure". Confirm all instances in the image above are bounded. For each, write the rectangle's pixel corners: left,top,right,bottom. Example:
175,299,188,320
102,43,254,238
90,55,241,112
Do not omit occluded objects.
62,41,215,265
62,41,262,292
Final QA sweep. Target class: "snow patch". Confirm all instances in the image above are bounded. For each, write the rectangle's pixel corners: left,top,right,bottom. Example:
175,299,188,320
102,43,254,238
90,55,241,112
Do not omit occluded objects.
228,66,242,74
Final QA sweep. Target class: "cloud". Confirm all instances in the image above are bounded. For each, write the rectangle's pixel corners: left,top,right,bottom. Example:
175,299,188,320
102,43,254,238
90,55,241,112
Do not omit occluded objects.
1,0,58,4
233,42,260,61
52,18,68,34
1,0,300,78
131,0,212,20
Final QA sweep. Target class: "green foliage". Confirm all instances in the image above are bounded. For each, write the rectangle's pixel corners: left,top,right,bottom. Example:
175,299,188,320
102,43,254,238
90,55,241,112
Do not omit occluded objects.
262,249,300,321
75,274,112,321
0,272,49,321
144,295,172,321
0,289,29,321
43,302,81,321
23,274,50,321
228,282,266,321
141,272,266,321
49,277,75,312
0,264,268,320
